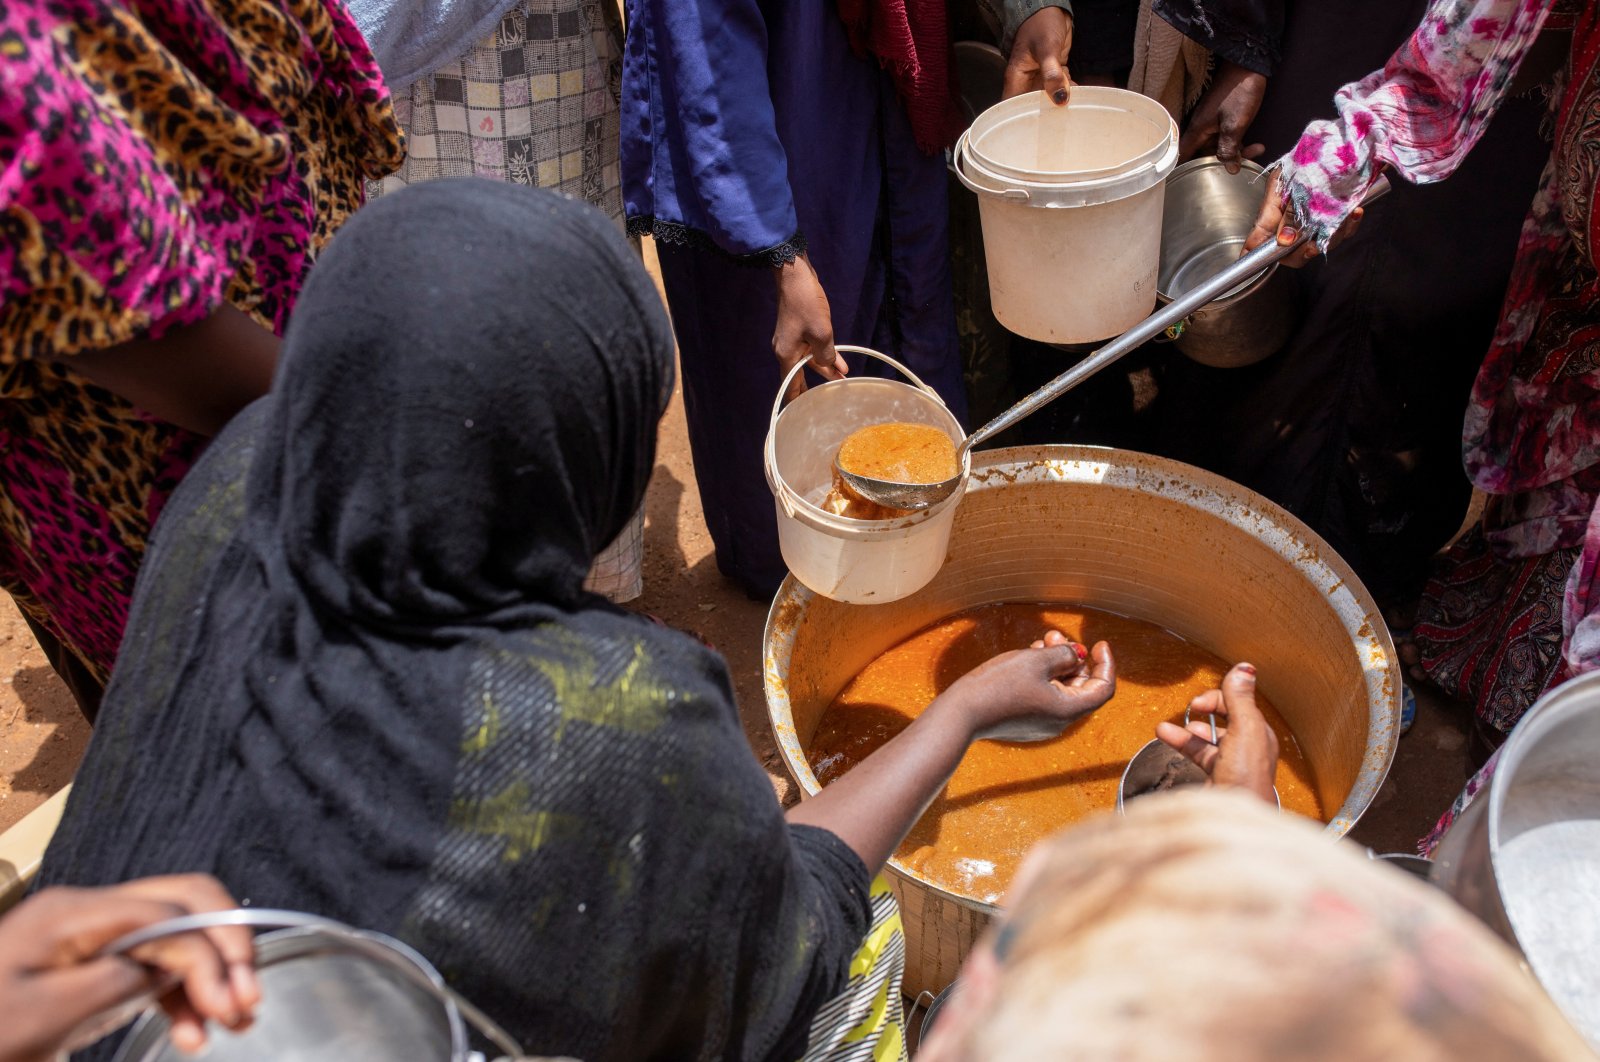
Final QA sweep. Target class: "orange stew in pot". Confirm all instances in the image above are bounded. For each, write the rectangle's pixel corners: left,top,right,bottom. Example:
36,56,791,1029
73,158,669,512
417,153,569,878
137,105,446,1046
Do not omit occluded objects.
807,602,1323,903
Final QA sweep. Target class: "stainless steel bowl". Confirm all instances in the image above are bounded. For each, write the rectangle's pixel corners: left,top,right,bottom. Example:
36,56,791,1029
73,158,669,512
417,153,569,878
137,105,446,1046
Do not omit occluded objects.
105,911,524,1062
1157,158,1296,368
1431,671,1600,1050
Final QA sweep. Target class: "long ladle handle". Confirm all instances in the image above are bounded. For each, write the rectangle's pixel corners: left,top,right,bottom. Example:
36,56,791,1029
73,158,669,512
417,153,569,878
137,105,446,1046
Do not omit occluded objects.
962,174,1393,454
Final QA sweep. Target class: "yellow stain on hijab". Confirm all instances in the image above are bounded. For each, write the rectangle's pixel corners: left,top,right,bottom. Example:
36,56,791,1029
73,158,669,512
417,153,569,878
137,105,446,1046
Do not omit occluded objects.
451,781,583,863
515,634,675,739
463,690,502,755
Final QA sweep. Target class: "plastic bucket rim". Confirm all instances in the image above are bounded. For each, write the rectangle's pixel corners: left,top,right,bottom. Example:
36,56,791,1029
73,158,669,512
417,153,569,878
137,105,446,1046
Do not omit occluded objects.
954,128,1179,209
967,87,1177,183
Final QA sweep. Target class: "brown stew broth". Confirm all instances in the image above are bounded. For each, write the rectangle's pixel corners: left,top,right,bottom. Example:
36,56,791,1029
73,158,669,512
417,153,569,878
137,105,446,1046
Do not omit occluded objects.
836,422,959,485
807,603,1323,903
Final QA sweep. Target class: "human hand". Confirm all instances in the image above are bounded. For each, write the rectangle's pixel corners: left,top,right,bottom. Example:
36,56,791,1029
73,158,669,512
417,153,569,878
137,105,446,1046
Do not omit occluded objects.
0,875,259,1062
772,254,847,401
941,630,1115,743
1156,662,1279,804
1243,170,1365,267
1003,6,1074,105
1178,60,1267,173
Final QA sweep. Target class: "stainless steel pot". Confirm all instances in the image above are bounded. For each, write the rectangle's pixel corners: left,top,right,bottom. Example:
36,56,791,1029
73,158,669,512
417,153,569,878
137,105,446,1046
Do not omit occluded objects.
1157,158,1296,368
1431,671,1600,1050
765,444,1399,996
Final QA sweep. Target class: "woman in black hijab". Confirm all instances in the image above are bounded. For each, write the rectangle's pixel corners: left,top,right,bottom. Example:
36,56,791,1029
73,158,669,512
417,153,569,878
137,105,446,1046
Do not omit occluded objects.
39,179,1115,1061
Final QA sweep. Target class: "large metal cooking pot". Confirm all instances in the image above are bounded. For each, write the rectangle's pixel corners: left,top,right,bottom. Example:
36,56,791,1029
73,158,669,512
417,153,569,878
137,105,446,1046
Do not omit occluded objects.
765,445,1399,997
1431,671,1600,1050
1157,158,1296,368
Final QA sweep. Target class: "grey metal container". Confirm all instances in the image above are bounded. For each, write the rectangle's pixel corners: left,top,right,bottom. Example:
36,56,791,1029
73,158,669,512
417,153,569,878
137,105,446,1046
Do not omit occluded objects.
105,911,528,1062
114,926,465,1062
1431,670,1600,1050
1157,158,1296,368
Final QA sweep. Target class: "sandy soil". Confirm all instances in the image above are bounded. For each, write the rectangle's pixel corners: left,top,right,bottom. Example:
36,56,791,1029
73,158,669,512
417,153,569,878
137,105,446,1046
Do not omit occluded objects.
0,239,1473,850
0,599,88,832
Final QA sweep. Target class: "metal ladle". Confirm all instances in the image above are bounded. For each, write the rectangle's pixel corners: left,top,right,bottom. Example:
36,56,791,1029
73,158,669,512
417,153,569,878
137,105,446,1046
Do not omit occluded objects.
838,175,1393,510
1117,707,1280,812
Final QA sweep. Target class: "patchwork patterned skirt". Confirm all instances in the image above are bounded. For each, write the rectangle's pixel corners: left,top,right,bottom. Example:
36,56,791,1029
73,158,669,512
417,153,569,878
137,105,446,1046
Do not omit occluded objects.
371,0,644,601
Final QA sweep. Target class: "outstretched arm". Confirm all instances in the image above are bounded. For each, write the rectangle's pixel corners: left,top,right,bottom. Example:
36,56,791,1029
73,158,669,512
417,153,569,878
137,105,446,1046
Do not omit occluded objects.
787,634,1115,872
1258,0,1553,252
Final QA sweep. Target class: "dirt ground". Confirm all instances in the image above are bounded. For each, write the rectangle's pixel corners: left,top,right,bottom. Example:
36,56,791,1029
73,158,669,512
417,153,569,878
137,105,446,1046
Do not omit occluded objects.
0,239,1474,851
0,600,89,832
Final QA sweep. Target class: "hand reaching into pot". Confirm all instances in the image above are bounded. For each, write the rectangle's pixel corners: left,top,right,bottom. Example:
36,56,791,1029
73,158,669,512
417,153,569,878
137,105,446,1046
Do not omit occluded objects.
1003,6,1074,104
0,875,259,1062
786,632,1114,876
1156,662,1280,804
952,630,1116,742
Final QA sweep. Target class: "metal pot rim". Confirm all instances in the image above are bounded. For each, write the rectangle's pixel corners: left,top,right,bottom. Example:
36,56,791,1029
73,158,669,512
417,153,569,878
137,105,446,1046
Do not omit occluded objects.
112,925,469,1062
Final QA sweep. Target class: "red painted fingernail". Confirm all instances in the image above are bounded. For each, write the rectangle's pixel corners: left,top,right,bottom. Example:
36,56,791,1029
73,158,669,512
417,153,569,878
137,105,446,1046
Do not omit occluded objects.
1278,226,1299,244
1236,663,1257,676
1074,643,1088,660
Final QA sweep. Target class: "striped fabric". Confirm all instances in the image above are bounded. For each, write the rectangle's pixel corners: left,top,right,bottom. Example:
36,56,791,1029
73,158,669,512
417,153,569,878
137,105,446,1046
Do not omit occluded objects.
800,875,910,1062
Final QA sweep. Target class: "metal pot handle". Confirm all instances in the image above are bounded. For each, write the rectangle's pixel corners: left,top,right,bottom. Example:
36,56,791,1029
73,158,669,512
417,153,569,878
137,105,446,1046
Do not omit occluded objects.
98,908,527,1062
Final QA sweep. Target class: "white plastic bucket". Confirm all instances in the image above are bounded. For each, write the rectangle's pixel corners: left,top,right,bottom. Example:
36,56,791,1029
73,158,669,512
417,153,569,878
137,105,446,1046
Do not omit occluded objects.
763,346,968,604
955,87,1178,344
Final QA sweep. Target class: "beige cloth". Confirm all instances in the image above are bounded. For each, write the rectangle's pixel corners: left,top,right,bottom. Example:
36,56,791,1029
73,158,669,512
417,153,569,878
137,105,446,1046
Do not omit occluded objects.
947,790,1595,1061
1125,0,1211,125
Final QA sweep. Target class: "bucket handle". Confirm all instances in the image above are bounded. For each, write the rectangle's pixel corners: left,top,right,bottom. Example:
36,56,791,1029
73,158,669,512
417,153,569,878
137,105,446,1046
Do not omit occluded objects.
951,130,1031,201
767,343,947,433
765,345,947,520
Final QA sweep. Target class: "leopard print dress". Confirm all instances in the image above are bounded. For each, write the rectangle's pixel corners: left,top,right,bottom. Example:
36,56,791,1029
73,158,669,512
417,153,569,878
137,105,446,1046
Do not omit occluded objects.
0,0,404,683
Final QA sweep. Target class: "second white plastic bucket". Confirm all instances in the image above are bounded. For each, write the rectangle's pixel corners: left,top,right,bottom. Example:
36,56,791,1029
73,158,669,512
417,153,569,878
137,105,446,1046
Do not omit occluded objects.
764,347,968,605
955,87,1178,344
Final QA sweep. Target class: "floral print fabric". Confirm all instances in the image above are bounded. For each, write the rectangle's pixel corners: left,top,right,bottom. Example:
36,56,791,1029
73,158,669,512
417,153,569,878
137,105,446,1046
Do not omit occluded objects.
1272,1,1600,741
1270,0,1555,250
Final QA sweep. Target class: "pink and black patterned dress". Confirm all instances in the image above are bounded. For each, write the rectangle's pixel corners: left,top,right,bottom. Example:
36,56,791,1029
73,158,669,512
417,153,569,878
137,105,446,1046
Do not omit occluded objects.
1269,0,1600,846
1274,0,1600,735
0,0,404,689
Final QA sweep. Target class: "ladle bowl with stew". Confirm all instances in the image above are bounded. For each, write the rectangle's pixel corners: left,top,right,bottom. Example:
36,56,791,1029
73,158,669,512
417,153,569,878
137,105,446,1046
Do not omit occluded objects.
765,445,1399,998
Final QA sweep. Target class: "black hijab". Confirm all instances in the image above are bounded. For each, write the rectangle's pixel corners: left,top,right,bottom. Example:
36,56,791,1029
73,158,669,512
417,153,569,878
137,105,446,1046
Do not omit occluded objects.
43,180,871,1061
